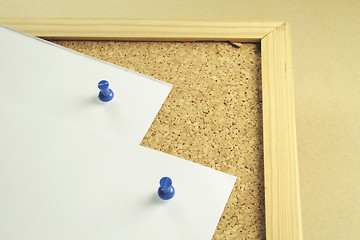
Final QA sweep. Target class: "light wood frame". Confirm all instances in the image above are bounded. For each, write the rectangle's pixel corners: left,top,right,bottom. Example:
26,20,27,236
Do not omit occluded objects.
0,18,303,240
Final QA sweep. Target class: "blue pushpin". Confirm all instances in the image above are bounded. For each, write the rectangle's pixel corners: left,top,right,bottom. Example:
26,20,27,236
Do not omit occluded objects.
158,177,175,200
98,80,114,102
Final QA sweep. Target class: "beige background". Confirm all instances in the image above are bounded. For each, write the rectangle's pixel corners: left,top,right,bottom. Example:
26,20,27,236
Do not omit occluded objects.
0,0,359,239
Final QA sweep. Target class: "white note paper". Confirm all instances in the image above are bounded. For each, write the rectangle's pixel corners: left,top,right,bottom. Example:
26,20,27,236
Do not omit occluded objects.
0,103,236,240
0,25,236,240
0,25,172,145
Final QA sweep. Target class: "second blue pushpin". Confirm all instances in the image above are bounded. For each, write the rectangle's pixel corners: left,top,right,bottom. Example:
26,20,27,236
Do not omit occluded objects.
98,80,114,102
158,177,175,200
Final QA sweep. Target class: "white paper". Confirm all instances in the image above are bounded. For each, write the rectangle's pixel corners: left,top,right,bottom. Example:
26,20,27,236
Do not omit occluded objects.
0,25,236,240
0,103,236,240
0,25,172,145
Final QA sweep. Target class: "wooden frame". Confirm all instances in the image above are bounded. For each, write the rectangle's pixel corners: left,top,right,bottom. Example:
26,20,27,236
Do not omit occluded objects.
0,18,303,240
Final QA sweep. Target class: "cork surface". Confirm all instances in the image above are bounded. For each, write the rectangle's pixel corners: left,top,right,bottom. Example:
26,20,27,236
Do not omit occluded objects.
52,40,264,240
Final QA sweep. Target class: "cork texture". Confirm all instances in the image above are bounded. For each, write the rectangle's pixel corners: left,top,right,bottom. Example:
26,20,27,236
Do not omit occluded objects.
52,40,265,240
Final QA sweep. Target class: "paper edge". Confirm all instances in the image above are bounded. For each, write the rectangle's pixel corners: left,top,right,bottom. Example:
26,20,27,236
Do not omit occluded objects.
0,24,173,88
138,145,238,180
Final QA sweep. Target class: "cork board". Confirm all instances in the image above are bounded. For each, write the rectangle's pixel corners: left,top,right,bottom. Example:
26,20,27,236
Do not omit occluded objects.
52,40,264,240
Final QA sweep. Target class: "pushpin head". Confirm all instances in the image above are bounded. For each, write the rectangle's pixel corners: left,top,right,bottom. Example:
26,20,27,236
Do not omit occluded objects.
98,80,114,102
158,177,175,200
